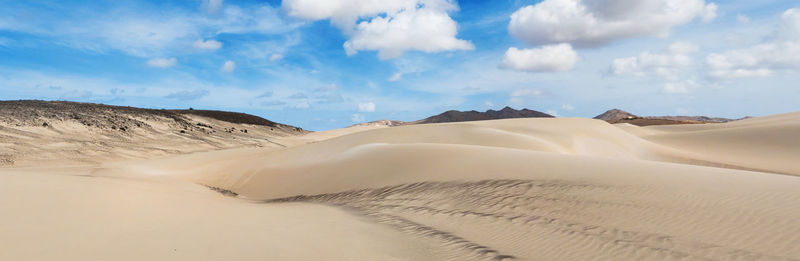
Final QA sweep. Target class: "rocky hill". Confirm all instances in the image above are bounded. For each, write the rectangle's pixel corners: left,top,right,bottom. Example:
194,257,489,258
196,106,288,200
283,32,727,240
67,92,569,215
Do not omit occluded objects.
593,109,638,122
0,100,306,166
594,109,736,126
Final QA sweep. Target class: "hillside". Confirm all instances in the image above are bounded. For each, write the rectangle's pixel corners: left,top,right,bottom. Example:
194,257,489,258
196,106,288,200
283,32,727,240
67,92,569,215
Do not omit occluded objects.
0,100,306,166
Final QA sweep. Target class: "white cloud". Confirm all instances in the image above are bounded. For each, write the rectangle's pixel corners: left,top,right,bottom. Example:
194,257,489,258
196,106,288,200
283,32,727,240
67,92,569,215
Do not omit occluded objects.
205,0,224,13
561,104,574,110
193,39,222,50
351,113,365,122
610,42,698,80
700,3,718,22
508,0,717,47
778,8,800,42
269,53,284,61
343,8,474,59
358,102,376,112
220,60,236,72
283,0,473,59
146,57,177,68
706,9,800,79
500,44,578,72
388,72,403,82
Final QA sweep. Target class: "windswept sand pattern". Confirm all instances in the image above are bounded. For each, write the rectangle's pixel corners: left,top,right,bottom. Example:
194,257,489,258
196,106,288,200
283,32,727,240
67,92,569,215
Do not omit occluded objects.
267,179,798,261
2,112,800,261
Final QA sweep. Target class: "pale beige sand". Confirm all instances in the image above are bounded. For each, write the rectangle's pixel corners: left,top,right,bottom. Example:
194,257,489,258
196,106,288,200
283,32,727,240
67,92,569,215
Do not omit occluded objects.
1,112,799,260
0,114,300,166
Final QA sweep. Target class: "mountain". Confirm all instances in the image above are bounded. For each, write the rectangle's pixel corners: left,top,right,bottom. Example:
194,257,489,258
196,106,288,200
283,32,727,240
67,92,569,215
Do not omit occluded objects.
0,100,306,166
593,109,737,126
411,106,554,124
593,109,638,122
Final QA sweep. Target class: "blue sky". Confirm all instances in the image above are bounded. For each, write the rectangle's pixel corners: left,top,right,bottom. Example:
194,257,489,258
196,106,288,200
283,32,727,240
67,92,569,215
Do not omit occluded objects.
1,0,799,130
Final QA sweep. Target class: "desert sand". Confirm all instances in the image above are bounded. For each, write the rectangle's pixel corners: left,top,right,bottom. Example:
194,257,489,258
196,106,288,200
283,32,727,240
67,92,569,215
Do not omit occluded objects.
1,112,799,260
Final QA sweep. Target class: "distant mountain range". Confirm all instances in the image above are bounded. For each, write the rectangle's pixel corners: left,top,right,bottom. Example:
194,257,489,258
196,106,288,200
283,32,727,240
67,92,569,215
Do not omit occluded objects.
352,107,554,127
354,107,739,127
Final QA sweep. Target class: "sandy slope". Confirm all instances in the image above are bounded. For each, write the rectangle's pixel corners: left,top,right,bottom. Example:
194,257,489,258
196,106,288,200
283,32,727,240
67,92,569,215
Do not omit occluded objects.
0,114,301,166
1,113,799,260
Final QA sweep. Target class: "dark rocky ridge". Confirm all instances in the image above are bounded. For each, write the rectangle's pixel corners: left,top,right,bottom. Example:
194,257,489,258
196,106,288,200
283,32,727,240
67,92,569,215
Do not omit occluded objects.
412,106,554,124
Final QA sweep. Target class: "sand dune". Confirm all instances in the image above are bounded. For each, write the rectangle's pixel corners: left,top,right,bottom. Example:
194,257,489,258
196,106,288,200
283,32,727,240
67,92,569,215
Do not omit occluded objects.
1,112,799,260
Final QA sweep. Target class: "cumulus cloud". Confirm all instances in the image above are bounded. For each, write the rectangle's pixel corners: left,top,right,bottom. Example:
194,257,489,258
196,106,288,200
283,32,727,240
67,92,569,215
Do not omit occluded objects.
283,0,473,59
706,9,800,79
508,0,718,47
193,39,222,50
146,57,177,68
610,42,698,80
164,89,209,100
343,8,474,59
358,102,376,112
220,60,236,72
500,44,578,72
